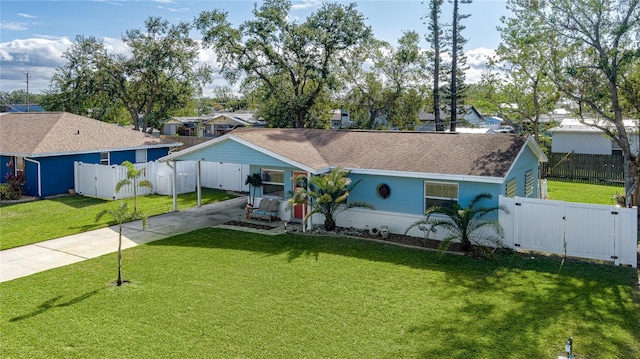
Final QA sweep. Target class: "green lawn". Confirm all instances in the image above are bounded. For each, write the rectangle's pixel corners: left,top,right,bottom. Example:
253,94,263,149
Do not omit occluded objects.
547,179,624,205
1,229,638,358
0,189,236,250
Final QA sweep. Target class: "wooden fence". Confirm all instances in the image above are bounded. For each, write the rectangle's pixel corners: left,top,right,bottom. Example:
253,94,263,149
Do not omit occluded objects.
542,152,625,185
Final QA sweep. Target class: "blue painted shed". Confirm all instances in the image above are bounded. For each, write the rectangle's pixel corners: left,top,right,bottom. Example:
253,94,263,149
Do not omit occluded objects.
0,112,181,197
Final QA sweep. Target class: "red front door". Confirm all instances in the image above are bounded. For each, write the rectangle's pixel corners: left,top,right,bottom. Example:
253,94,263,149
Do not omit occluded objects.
293,171,307,219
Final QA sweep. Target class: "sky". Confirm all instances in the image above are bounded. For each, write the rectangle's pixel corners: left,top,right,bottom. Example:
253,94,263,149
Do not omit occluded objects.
0,0,510,97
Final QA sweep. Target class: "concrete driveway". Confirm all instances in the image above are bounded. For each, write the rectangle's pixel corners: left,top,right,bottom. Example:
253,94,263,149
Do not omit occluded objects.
1,196,248,283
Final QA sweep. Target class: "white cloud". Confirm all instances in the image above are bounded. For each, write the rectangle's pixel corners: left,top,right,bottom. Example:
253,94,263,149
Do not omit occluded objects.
156,5,190,13
0,21,28,31
465,47,495,84
0,37,74,92
291,0,322,10
17,13,38,19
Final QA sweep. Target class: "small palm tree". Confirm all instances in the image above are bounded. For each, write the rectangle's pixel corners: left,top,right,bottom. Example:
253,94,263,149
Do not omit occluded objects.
95,202,147,286
289,167,374,231
407,192,509,255
244,173,263,206
115,161,153,211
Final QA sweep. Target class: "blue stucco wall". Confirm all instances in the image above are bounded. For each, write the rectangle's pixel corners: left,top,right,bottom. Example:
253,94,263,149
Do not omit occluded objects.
3,147,172,197
180,140,291,168
0,156,11,183
148,148,169,161
348,173,502,216
503,145,540,198
110,150,135,165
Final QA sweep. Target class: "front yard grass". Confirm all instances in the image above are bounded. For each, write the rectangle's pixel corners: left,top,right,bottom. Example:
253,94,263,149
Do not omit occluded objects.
1,228,638,358
0,189,236,250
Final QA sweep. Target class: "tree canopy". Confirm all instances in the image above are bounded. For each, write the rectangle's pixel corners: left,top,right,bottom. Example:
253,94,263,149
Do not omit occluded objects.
195,0,372,128
46,17,210,131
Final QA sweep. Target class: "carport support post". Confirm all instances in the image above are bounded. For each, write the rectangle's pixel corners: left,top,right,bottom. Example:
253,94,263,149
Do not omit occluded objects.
172,160,178,212
196,160,202,207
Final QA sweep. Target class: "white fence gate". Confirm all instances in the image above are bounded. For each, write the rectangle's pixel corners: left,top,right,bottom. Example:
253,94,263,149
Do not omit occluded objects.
500,196,637,268
74,161,249,200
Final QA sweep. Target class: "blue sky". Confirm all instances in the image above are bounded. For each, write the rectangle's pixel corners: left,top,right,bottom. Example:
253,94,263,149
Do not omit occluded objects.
0,0,510,96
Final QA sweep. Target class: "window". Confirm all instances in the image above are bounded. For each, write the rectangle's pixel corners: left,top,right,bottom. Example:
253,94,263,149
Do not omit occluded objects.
377,183,391,199
100,152,109,165
525,170,534,197
261,169,284,198
135,149,147,163
505,178,517,198
424,181,458,210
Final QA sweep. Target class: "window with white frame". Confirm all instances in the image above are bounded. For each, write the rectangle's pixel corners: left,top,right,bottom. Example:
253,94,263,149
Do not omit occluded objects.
525,170,534,197
424,181,458,210
135,149,147,163
100,152,109,165
505,178,517,198
261,169,285,198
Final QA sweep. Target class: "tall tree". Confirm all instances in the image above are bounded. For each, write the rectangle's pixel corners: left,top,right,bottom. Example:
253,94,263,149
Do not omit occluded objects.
195,0,371,128
519,0,639,205
44,36,124,122
105,17,210,132
495,0,560,141
447,0,472,132
47,18,209,130
425,0,446,131
342,32,428,130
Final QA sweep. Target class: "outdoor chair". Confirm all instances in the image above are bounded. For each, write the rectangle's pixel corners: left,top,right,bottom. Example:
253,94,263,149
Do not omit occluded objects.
249,198,280,222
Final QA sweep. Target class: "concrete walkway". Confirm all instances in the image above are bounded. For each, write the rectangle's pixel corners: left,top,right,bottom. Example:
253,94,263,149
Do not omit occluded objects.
1,196,251,283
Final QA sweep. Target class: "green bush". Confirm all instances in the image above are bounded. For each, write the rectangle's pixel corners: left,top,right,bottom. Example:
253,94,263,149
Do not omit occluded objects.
0,183,10,200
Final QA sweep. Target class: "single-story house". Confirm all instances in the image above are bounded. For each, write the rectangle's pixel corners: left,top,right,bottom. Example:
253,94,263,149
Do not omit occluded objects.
163,111,266,137
548,118,639,155
160,128,547,236
417,105,485,131
0,112,181,197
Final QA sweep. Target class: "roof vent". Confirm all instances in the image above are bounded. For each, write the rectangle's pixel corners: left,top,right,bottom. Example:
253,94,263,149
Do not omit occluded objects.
76,130,80,135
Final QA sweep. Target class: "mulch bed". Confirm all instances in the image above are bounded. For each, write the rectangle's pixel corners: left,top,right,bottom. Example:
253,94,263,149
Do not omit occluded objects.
222,220,465,254
223,220,277,231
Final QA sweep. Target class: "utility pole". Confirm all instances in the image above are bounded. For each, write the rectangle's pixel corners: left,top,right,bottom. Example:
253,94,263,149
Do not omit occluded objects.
25,72,30,112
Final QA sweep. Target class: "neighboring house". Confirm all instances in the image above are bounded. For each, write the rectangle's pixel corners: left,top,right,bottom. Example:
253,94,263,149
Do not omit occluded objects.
330,109,351,129
163,111,266,137
160,128,546,235
0,112,181,197
417,105,485,131
548,118,639,155
0,104,44,113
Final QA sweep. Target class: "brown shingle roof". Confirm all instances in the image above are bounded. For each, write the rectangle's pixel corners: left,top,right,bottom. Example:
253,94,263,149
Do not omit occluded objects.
230,128,532,178
0,112,180,157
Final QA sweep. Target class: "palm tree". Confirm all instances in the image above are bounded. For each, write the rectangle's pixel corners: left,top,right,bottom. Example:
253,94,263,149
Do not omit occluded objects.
95,202,147,286
289,167,374,231
115,161,153,211
407,192,508,255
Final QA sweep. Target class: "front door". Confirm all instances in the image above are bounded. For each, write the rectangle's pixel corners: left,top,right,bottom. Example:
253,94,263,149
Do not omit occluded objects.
292,171,307,220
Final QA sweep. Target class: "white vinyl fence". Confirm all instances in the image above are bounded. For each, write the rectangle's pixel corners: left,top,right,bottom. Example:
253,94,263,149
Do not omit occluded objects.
500,196,637,268
74,161,249,200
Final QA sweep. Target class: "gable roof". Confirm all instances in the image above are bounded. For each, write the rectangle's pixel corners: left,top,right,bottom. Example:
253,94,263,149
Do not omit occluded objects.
0,112,181,157
162,128,546,183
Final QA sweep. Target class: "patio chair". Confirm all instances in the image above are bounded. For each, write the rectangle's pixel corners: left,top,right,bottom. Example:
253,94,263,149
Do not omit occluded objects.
249,198,280,222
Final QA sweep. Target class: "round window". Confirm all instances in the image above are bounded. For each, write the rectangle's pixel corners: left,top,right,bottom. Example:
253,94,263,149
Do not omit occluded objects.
376,183,391,199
